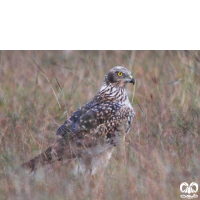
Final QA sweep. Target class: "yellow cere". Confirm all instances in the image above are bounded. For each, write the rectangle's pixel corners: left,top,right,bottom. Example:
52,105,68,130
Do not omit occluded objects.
118,72,123,76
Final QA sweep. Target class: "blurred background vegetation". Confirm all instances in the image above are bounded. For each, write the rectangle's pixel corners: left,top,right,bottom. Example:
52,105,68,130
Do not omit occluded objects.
0,50,200,200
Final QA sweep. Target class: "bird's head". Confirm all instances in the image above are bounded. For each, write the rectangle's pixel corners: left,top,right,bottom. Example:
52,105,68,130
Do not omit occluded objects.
104,66,135,88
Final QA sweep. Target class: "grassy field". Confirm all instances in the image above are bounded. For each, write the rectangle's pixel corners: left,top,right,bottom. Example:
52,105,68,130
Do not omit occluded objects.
0,50,200,200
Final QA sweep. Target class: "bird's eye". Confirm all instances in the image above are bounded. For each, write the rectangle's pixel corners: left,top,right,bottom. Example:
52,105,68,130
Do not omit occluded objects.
118,72,123,76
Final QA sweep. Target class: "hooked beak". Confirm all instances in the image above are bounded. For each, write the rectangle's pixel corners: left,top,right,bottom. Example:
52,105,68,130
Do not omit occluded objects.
129,75,135,85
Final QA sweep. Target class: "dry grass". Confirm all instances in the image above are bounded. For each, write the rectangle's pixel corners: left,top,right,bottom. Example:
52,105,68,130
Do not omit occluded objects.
0,50,200,200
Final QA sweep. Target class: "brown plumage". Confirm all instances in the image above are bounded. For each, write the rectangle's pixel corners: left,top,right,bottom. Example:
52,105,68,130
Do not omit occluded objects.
22,66,135,175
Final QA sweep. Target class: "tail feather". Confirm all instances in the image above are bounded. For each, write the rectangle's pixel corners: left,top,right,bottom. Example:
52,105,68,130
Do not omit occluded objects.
21,146,54,172
21,139,77,172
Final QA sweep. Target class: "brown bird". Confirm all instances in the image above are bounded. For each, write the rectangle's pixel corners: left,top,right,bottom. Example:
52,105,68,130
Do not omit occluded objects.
22,66,135,175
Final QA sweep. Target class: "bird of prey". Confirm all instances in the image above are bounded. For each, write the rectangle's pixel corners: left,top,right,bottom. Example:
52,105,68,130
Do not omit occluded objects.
22,66,135,175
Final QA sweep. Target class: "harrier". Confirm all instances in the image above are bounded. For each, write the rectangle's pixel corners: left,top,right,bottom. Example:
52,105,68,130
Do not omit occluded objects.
22,66,135,175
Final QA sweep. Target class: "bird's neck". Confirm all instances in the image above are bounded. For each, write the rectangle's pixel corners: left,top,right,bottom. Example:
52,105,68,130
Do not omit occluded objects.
99,82,128,104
